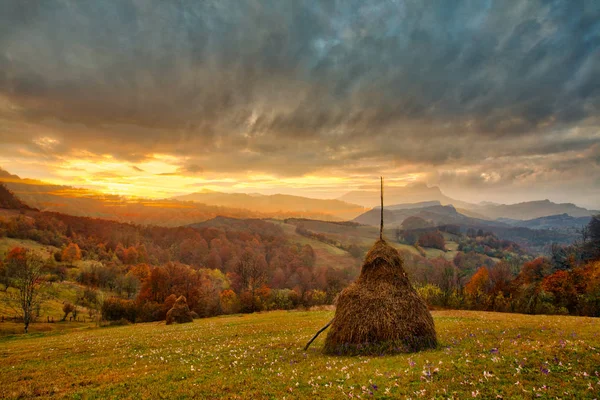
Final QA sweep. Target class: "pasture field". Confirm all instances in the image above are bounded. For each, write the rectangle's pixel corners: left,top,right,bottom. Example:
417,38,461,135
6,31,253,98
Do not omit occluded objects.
1,310,600,399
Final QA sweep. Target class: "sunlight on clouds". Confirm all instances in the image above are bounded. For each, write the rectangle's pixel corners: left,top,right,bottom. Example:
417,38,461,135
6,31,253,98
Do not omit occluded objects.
15,152,430,200
32,136,59,149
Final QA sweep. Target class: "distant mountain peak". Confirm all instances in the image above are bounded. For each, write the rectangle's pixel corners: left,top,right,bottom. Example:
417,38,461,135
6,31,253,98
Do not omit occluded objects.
0,167,21,181
338,183,472,209
0,183,33,210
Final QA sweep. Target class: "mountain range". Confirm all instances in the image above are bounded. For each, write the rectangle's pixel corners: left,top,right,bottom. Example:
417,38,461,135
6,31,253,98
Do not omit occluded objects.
0,167,597,228
498,214,592,231
173,191,365,221
339,183,598,220
353,204,505,229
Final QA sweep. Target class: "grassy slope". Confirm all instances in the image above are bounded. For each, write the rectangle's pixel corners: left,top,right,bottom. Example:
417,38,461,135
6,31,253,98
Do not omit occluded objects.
271,219,460,265
269,220,360,271
0,237,59,260
0,238,97,335
1,310,599,399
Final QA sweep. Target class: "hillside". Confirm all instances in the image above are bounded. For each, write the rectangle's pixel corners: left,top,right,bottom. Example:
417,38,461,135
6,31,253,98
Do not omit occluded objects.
383,200,442,210
474,199,599,219
353,204,505,229
1,178,267,227
1,168,364,225
337,182,599,221
0,184,33,211
352,203,580,252
499,213,592,230
2,310,599,399
174,191,366,221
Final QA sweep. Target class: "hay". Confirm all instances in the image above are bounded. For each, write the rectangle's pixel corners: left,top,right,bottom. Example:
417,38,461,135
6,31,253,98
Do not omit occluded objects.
323,239,437,355
165,296,194,325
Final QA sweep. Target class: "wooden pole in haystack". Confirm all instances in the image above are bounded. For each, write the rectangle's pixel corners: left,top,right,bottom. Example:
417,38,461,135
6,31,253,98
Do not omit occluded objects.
380,176,384,240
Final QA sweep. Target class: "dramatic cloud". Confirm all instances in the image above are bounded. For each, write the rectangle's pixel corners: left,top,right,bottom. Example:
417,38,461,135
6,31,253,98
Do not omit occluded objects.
0,1,599,206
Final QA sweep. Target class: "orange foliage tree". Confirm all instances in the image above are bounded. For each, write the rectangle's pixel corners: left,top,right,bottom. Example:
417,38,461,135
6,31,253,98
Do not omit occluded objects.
62,243,82,265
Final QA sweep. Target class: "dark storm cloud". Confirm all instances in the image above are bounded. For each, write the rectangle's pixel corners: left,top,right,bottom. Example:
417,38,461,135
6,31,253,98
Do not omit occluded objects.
0,0,599,180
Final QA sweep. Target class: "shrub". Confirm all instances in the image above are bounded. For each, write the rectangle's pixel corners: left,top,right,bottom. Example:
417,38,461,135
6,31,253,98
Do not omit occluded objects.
136,301,163,322
101,297,137,323
417,284,443,307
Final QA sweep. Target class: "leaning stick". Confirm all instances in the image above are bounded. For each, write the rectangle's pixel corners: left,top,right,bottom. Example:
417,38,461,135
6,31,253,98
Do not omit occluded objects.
304,318,334,351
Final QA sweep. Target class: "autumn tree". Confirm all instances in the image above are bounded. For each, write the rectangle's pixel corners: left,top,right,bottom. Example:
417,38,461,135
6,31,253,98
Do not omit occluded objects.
2,247,47,333
516,257,551,285
62,302,75,321
234,250,267,296
541,270,577,311
465,266,491,309
233,249,267,312
489,261,513,294
418,231,446,251
219,289,240,314
301,244,316,268
465,266,491,295
62,243,82,265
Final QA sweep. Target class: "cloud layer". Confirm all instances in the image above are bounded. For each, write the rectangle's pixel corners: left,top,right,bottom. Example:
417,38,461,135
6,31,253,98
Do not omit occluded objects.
0,1,599,206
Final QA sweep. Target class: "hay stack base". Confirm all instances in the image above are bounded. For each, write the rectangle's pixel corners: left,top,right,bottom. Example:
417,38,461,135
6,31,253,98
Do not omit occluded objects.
166,296,194,325
323,240,437,355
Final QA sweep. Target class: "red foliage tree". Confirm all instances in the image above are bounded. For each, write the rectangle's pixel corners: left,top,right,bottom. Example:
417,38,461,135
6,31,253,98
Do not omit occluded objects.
541,270,577,311
418,231,446,251
465,266,491,296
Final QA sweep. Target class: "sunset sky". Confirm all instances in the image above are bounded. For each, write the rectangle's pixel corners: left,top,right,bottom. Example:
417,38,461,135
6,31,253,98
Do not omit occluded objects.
0,1,599,208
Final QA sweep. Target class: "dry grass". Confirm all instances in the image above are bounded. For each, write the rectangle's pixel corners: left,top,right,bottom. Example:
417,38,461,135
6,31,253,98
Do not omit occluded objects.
324,240,437,355
1,310,600,399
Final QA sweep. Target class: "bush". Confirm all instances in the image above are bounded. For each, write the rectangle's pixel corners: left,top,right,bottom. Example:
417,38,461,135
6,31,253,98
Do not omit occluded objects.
417,284,443,307
101,297,137,323
270,289,295,310
136,301,164,322
447,290,466,309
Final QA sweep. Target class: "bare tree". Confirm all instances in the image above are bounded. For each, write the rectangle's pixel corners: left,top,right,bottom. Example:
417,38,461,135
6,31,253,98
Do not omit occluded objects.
235,250,267,298
3,248,47,333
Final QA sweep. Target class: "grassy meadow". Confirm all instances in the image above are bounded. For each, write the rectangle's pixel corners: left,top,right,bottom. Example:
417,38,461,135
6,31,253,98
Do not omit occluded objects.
1,310,599,399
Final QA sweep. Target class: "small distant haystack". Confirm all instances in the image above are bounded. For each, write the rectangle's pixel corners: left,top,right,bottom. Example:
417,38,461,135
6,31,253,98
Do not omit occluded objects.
323,239,437,355
165,296,194,325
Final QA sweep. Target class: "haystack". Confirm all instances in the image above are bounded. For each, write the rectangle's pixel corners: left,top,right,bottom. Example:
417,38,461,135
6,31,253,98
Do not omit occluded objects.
165,296,194,325
322,239,437,355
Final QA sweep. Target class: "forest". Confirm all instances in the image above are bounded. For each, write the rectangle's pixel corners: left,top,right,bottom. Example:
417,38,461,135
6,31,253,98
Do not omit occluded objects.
1,183,600,329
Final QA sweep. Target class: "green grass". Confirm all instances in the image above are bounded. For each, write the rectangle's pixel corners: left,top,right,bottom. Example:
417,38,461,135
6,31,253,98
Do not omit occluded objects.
0,237,59,260
1,310,599,399
0,280,96,337
269,220,360,270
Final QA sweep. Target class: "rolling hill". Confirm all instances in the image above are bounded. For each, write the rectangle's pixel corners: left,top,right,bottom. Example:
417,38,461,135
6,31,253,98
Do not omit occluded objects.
498,213,591,232
338,183,598,221
353,204,505,229
1,178,265,227
174,191,366,221
474,199,598,220
0,167,365,225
